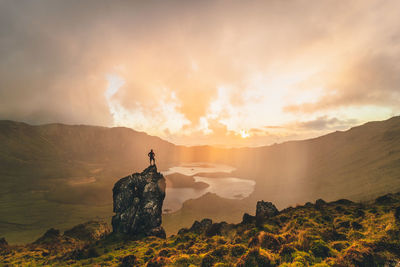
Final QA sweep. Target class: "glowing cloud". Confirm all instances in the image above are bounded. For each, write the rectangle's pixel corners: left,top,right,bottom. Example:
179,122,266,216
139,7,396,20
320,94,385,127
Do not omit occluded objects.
0,1,399,146
105,74,191,136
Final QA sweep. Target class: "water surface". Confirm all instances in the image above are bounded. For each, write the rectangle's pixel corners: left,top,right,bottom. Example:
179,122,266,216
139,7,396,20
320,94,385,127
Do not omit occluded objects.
162,163,255,213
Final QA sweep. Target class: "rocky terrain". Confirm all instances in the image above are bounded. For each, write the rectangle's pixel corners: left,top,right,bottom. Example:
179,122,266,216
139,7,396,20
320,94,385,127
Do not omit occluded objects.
2,190,400,266
1,116,400,243
112,165,166,238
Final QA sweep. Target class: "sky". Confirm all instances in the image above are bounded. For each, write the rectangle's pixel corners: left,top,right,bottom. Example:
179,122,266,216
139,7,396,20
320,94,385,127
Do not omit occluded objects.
0,0,399,147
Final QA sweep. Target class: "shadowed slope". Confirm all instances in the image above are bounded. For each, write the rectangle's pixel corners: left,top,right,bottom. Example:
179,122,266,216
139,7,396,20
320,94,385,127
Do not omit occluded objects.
0,116,399,243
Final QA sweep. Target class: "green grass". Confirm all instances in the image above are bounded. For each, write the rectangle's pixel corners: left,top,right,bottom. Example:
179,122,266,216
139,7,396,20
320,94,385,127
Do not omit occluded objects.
3,192,400,266
1,116,400,246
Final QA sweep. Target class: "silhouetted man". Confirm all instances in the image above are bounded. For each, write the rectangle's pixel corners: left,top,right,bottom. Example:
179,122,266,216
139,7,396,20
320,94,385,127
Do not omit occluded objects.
148,149,155,165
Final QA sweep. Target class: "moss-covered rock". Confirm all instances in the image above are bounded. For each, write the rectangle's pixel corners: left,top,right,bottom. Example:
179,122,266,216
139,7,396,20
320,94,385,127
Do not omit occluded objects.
4,192,400,266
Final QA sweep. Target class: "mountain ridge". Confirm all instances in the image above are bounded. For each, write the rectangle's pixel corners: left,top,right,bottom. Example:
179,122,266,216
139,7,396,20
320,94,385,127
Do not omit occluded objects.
0,116,399,243
1,115,399,149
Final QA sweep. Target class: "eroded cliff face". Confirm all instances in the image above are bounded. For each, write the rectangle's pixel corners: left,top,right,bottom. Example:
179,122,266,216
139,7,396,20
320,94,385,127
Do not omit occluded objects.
112,165,166,238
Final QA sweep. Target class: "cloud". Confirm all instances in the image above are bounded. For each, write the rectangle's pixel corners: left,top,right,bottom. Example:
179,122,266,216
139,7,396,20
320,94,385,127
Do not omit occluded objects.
284,52,400,114
105,75,191,135
288,116,359,131
0,0,399,146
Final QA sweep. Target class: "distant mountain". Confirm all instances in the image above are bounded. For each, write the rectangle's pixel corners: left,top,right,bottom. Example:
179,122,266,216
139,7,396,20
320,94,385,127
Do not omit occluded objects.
0,120,176,171
0,120,178,243
166,116,400,234
0,116,399,243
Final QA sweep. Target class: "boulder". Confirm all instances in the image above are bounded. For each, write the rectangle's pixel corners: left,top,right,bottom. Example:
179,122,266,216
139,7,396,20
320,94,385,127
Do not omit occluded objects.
315,199,326,209
205,222,227,237
64,221,110,242
241,213,255,224
256,201,279,225
375,194,396,204
112,165,166,238
0,237,8,248
189,218,213,234
0,237,9,255
33,228,61,245
331,199,353,205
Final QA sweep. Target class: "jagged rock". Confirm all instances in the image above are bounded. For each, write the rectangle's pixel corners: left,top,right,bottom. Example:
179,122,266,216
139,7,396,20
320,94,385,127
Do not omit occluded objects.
112,165,166,238
177,228,189,235
332,199,353,205
255,201,279,225
64,221,110,241
305,202,314,208
0,237,10,256
315,199,327,209
33,228,61,244
0,237,7,247
205,222,227,237
242,213,255,224
256,201,279,219
376,194,396,204
190,218,213,234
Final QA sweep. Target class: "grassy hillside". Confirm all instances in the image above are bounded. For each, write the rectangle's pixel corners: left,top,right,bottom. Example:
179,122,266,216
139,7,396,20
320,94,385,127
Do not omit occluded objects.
2,192,400,266
163,116,400,234
0,121,177,243
0,117,399,243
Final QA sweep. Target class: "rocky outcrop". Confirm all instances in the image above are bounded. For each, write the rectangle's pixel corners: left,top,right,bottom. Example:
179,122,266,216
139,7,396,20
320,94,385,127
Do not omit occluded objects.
0,237,8,248
33,228,62,245
32,221,109,251
315,199,327,210
256,201,279,226
241,213,256,224
239,201,279,226
0,237,9,256
112,165,166,238
64,221,110,242
177,218,213,235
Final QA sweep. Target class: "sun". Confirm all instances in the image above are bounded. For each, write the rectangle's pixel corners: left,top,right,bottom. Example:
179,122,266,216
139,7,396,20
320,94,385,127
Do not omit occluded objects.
240,129,250,138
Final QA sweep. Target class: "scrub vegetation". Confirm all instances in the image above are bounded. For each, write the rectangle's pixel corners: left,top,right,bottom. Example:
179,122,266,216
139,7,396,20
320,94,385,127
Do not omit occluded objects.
2,192,400,266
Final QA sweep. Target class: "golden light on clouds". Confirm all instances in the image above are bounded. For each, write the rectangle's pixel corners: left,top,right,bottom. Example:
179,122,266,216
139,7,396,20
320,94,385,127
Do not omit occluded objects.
240,130,250,139
0,0,399,147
